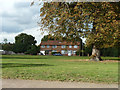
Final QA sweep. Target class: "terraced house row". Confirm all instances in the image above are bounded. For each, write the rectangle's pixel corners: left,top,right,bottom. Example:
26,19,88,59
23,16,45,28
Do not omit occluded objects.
40,40,81,56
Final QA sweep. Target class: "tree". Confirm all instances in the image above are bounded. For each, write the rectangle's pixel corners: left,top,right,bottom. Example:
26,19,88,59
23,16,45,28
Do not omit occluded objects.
41,34,58,41
25,45,40,55
13,33,37,53
100,47,119,57
84,45,92,56
3,38,8,44
2,42,14,51
38,2,119,61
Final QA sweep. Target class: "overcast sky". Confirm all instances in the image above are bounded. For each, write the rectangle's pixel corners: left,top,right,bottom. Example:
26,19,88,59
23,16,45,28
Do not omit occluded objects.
0,0,47,45
0,0,87,45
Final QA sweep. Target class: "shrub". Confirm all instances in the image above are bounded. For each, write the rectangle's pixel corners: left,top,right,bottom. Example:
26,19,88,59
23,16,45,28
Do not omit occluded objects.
51,52,61,55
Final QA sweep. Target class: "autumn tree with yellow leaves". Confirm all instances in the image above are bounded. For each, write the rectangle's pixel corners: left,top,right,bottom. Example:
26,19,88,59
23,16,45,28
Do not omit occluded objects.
37,2,119,61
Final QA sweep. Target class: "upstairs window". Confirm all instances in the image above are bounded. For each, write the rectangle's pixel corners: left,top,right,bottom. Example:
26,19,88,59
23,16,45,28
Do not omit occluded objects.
68,50,72,54
61,45,66,48
47,45,50,48
74,45,78,48
41,45,45,48
52,45,57,48
69,45,72,48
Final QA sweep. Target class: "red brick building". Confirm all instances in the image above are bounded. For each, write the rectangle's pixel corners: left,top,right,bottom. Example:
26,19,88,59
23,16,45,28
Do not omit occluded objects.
40,40,81,56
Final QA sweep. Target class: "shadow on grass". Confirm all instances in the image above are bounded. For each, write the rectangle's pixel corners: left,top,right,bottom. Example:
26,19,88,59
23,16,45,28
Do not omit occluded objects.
102,58,120,61
103,59,120,61
2,63,54,68
2,56,48,59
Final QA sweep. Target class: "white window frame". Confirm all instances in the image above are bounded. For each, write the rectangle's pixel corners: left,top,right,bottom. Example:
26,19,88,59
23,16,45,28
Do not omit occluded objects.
61,50,65,54
73,51,76,54
74,45,78,48
47,45,50,48
68,50,72,54
61,45,66,48
52,45,57,48
69,45,72,48
41,45,45,48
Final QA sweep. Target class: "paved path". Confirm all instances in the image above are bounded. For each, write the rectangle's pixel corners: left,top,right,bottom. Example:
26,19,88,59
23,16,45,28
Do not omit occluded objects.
2,79,118,88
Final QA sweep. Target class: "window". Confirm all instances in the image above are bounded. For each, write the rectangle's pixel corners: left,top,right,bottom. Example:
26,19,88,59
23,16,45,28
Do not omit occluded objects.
69,45,72,48
74,45,78,48
73,51,76,54
52,45,57,48
61,45,66,48
47,45,50,48
68,50,72,54
61,50,65,54
41,45,45,48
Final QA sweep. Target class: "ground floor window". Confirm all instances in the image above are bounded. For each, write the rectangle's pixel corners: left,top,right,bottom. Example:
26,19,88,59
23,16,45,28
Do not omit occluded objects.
73,51,76,54
61,50,66,54
68,50,72,54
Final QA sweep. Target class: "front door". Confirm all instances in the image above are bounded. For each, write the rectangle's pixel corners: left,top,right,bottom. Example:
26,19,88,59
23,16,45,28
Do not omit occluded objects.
68,50,72,56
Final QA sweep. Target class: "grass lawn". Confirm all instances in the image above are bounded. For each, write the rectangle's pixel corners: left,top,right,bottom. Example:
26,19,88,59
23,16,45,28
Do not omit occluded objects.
1,55,119,84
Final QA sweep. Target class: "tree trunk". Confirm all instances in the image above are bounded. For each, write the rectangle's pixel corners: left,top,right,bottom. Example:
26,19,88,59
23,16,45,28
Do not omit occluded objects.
90,45,102,61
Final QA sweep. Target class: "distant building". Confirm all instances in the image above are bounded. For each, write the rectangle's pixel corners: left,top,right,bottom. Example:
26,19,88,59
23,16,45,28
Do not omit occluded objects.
40,40,81,56
0,50,15,55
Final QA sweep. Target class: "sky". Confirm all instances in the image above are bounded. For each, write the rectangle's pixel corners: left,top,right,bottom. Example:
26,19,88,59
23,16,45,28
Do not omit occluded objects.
0,0,87,45
0,0,48,45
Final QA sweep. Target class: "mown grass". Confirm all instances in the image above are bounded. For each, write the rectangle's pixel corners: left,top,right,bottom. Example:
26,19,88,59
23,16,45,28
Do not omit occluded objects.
2,55,119,84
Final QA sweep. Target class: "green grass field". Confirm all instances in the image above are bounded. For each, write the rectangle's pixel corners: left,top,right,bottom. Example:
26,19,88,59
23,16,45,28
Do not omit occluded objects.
1,55,119,84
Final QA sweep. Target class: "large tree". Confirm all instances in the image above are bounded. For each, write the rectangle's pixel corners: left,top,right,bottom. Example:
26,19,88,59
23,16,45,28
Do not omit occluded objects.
37,2,119,61
13,33,37,53
25,45,40,55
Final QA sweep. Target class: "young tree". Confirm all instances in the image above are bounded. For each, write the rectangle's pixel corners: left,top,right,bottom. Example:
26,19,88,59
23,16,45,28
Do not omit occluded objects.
38,2,119,61
3,38,8,44
2,42,14,51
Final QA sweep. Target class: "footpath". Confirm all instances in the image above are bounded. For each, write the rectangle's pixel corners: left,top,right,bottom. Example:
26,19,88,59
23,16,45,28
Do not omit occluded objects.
2,79,118,88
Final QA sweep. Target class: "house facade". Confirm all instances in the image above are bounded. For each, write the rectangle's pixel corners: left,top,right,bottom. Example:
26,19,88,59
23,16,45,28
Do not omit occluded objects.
40,40,81,56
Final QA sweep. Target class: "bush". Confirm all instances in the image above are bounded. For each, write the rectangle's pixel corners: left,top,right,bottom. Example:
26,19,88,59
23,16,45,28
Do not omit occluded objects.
25,45,40,55
51,52,61,55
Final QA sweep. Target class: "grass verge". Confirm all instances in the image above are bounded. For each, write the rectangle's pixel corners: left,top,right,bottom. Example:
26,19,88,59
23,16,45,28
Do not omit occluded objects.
2,55,119,84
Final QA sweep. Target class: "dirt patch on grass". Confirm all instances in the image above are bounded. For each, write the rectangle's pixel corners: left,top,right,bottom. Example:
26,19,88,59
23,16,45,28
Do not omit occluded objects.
63,59,89,62
62,59,119,62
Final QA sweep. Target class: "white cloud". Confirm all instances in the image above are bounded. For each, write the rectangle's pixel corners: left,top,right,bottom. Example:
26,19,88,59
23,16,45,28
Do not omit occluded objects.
0,0,41,33
0,0,86,45
0,27,48,45
0,0,47,45
21,27,48,45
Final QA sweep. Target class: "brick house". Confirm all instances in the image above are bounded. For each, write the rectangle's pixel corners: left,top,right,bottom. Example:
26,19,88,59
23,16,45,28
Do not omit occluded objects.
40,40,81,56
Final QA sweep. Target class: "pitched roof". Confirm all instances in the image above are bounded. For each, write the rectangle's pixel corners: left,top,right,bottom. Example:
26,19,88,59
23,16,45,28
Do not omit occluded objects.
40,40,80,45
